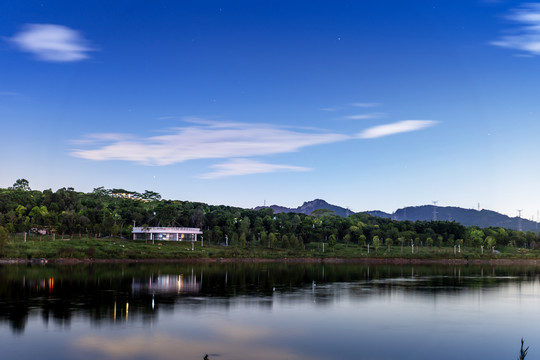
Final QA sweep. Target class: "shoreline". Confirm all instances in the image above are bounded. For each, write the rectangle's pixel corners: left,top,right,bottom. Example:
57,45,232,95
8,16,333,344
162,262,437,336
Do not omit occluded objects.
2,257,540,266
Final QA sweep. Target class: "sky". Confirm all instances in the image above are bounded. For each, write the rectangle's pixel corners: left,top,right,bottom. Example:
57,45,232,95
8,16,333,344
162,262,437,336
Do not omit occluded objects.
1,0,540,219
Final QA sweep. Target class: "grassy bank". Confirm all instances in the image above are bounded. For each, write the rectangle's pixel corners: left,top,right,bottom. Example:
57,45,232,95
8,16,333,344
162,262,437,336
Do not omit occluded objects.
2,234,540,263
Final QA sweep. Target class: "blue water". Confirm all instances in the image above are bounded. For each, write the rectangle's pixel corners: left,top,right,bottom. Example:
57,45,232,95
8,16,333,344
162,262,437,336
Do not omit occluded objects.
0,263,537,360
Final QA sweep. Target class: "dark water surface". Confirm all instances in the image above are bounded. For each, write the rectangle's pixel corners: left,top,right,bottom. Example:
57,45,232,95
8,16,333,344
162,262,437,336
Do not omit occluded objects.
1,263,539,360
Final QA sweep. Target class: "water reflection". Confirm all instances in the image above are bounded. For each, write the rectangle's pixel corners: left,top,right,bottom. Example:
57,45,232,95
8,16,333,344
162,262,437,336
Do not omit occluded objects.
74,332,306,360
0,263,539,335
132,274,201,295
1,263,540,359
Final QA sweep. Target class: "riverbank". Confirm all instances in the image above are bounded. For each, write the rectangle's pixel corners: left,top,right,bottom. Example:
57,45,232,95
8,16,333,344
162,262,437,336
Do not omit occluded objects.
3,256,540,266
2,235,540,265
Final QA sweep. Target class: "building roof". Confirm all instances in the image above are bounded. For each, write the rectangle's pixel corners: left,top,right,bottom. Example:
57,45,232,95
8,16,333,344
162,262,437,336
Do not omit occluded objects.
132,226,202,234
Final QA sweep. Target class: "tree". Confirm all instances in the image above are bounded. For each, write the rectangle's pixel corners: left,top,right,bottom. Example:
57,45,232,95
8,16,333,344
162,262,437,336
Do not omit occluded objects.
29,205,49,230
11,179,30,191
239,233,247,248
328,234,337,248
268,233,277,248
398,237,405,252
310,209,334,218
344,233,351,247
289,234,299,249
239,216,251,236
372,236,381,253
486,236,496,253
142,224,151,243
260,231,268,248
456,238,464,252
0,226,8,252
468,228,484,249
142,190,161,202
281,234,290,248
358,234,366,247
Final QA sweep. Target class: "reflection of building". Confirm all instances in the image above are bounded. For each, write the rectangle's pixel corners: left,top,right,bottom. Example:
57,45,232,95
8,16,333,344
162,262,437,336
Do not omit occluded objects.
132,227,202,241
132,274,201,294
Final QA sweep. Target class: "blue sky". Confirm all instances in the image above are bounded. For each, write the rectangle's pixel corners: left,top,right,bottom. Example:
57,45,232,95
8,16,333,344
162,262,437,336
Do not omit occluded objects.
2,0,540,219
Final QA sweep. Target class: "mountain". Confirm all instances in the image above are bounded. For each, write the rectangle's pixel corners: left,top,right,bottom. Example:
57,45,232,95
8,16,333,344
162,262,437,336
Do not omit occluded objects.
254,199,353,217
255,200,538,232
365,205,538,232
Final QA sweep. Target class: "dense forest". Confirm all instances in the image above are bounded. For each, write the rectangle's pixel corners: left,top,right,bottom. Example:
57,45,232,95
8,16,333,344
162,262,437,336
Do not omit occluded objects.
0,179,538,250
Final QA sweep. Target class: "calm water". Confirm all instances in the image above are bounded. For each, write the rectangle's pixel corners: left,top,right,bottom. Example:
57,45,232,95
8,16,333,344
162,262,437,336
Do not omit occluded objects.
1,262,539,360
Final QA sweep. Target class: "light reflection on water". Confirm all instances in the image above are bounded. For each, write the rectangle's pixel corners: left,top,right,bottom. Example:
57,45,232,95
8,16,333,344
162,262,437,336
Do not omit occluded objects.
0,263,539,360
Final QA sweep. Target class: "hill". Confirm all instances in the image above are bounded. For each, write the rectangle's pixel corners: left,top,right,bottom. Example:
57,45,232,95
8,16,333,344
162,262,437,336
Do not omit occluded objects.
254,199,353,217
366,205,538,232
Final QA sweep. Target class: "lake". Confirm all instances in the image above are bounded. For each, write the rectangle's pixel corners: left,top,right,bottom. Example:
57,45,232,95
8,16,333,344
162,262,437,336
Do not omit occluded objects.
0,262,538,360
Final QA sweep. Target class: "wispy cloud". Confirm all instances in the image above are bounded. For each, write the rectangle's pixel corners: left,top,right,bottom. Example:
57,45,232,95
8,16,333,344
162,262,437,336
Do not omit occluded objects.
7,24,94,62
72,121,349,166
199,159,311,179
351,102,380,108
344,112,385,120
357,120,437,139
322,102,380,112
0,91,21,96
491,3,540,55
72,118,437,178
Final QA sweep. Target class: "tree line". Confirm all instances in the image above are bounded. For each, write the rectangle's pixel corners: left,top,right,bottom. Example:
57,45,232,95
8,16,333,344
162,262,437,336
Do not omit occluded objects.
0,179,538,250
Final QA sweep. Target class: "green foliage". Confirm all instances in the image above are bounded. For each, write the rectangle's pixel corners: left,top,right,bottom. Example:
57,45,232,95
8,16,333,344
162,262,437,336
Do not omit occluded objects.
0,183,538,260
372,236,381,252
328,234,337,248
10,179,31,191
0,226,8,252
358,234,366,246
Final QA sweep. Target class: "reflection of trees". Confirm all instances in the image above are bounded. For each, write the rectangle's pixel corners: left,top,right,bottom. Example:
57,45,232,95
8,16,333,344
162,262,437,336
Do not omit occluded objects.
0,263,539,334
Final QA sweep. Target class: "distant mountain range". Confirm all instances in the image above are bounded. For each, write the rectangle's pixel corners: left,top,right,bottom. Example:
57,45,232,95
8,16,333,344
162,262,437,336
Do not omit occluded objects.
255,200,538,232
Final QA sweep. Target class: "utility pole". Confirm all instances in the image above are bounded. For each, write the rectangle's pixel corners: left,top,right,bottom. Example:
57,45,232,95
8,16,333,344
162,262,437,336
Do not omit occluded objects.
517,209,523,232
432,201,438,221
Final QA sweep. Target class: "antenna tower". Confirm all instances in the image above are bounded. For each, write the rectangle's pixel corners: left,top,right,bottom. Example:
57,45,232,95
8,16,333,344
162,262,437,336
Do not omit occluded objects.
517,209,523,232
432,201,438,221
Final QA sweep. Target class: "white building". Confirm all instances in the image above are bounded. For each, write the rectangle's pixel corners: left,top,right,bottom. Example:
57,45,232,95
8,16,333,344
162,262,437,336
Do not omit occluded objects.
132,227,202,242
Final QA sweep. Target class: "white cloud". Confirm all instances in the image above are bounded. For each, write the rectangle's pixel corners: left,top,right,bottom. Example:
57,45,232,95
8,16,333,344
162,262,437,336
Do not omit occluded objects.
72,118,437,177
71,121,349,166
0,91,21,96
351,102,380,108
491,4,540,55
357,120,437,139
322,102,380,112
199,159,311,179
8,24,94,62
344,113,384,120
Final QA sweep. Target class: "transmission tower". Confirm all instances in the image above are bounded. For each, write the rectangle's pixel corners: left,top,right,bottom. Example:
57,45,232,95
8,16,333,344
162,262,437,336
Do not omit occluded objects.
432,201,438,221
517,209,523,232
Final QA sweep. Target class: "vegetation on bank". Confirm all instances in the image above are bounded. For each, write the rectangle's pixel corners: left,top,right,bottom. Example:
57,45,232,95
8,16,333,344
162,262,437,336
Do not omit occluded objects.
2,233,540,261
0,179,539,260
